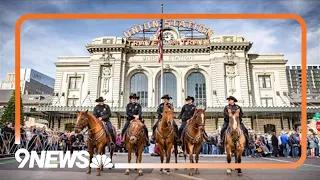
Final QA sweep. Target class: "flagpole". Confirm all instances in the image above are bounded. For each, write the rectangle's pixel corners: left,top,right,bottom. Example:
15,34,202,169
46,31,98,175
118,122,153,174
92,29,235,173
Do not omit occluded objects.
160,4,164,98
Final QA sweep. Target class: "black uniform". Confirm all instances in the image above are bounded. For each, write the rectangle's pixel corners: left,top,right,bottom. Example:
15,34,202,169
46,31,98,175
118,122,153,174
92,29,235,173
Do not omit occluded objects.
122,102,149,138
178,103,196,138
152,103,179,136
93,104,116,143
220,104,249,145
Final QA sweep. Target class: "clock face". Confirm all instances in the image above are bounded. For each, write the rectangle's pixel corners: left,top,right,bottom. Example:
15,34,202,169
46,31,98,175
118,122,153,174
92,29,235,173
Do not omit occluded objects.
163,30,176,45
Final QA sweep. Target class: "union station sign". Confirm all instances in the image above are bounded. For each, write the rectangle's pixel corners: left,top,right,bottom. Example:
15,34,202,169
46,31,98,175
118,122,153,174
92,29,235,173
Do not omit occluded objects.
123,19,213,46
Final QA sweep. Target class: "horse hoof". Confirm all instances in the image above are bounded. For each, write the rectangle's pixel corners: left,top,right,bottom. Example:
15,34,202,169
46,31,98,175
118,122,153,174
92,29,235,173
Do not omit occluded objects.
86,171,91,174
125,170,130,175
184,168,188,170
189,172,194,176
195,170,200,174
227,169,232,175
138,170,143,176
167,171,171,175
96,173,101,176
175,168,178,170
238,173,243,177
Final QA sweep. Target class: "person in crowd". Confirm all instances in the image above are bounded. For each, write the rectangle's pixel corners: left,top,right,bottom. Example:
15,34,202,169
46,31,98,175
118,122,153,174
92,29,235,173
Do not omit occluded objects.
271,132,279,157
280,131,290,157
290,131,300,158
248,130,256,157
93,96,116,146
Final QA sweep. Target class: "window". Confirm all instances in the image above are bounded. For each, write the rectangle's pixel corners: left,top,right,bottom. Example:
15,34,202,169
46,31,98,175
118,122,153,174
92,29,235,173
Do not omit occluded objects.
158,72,177,105
130,73,148,107
187,72,206,107
258,75,271,88
69,77,81,90
260,98,273,107
67,98,79,106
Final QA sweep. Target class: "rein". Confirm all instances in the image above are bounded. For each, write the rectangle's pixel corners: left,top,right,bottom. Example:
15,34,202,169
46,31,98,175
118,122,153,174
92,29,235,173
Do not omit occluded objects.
76,116,105,144
226,115,243,150
185,111,205,143
126,122,145,140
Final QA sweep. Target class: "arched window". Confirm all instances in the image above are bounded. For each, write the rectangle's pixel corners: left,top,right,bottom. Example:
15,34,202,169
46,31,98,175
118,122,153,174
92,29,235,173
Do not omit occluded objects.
130,73,148,107
158,72,177,106
187,72,206,107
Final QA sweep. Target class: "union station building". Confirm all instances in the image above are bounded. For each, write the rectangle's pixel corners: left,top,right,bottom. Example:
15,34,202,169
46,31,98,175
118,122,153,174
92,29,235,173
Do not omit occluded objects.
24,20,319,135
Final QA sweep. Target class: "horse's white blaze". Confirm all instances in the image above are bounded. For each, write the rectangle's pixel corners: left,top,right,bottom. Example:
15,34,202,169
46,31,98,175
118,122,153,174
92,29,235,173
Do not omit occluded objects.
232,115,237,130
201,113,204,124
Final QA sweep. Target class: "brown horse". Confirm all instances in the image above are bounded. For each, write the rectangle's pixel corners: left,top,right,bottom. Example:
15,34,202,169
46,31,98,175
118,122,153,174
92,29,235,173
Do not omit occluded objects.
182,108,206,176
75,110,116,176
224,109,246,176
124,118,146,176
155,103,178,175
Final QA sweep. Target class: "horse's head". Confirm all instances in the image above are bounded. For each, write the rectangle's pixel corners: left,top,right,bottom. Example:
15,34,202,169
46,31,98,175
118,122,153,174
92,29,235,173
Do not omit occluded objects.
163,103,174,126
75,110,90,131
128,119,145,144
228,109,240,132
191,108,206,130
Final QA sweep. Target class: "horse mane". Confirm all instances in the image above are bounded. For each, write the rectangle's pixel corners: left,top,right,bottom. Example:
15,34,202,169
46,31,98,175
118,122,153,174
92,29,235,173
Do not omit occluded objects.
84,111,100,124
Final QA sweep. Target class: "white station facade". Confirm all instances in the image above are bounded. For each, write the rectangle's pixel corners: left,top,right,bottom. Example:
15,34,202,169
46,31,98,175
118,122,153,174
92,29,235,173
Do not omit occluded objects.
31,19,317,134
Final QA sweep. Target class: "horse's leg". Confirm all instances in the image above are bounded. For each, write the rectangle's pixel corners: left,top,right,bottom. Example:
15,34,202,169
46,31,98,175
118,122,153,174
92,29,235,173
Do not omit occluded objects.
226,145,232,175
188,144,194,176
137,143,144,176
174,141,178,170
96,144,104,176
165,143,173,175
159,143,165,173
183,140,188,170
109,143,114,169
87,142,93,174
237,148,244,176
194,143,202,175
125,145,131,175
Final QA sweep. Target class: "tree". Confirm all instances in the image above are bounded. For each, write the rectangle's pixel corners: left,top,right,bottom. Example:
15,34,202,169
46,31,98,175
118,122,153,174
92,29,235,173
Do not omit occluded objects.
0,90,24,126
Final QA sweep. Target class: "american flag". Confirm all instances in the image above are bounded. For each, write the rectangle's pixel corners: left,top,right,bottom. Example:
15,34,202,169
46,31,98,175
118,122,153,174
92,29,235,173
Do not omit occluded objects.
157,19,163,63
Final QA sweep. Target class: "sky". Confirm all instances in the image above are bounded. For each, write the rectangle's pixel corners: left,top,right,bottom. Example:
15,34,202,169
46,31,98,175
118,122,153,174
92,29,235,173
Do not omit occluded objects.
0,0,319,81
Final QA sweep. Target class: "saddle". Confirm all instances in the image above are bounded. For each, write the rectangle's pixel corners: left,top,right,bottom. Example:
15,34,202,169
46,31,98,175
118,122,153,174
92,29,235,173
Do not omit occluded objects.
100,121,115,141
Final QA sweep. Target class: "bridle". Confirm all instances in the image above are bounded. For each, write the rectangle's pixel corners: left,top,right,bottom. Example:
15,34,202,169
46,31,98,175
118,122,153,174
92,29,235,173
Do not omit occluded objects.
190,110,206,129
126,121,145,141
75,114,105,143
186,110,206,143
226,112,243,148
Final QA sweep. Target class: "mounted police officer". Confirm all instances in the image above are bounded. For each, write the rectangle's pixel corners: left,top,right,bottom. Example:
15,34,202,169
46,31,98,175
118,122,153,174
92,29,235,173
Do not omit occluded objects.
178,96,208,142
121,93,150,146
151,94,180,144
93,97,116,146
220,96,249,147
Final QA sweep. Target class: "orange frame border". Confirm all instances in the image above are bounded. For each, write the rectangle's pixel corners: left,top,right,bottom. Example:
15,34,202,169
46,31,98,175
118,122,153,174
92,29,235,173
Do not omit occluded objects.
15,14,307,169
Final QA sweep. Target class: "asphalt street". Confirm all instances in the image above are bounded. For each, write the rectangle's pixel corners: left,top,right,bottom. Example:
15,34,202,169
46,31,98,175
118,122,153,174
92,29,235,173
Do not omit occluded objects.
0,153,319,180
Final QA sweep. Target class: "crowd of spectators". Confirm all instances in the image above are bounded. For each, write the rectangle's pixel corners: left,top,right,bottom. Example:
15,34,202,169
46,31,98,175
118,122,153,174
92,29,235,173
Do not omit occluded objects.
1,122,319,159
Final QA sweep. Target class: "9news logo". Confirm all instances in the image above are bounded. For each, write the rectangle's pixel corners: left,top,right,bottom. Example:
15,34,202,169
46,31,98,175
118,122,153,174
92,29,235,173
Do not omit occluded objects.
15,149,113,169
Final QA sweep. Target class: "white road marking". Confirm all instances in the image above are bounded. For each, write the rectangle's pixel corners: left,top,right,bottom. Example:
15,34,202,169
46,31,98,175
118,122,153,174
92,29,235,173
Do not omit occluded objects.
262,157,320,168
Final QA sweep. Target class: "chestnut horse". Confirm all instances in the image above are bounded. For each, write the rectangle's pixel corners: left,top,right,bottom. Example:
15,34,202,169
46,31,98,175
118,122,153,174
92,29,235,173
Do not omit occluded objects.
182,108,206,176
224,109,246,176
155,103,178,175
75,110,116,176
124,118,146,176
